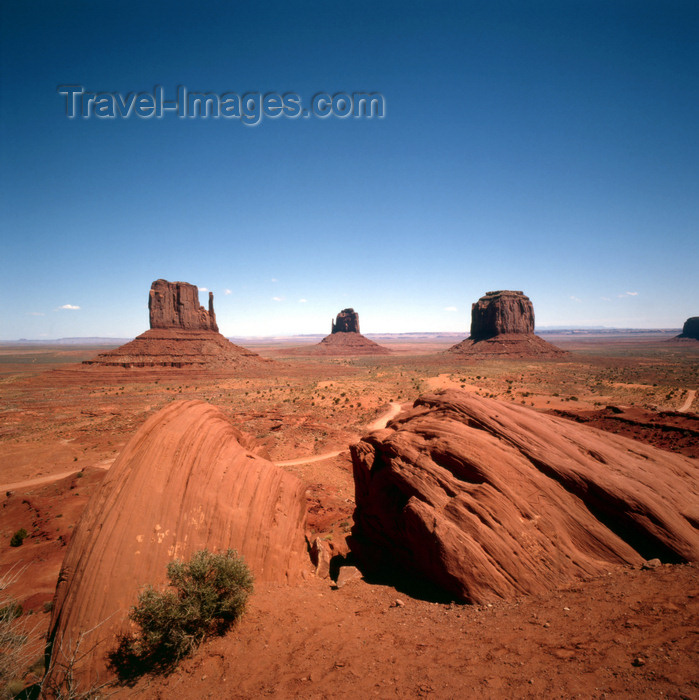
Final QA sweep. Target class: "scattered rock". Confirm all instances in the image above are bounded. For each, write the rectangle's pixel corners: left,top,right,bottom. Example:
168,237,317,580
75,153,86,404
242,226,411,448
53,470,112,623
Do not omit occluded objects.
335,565,362,588
349,390,699,604
632,657,646,667
642,558,662,570
310,537,332,579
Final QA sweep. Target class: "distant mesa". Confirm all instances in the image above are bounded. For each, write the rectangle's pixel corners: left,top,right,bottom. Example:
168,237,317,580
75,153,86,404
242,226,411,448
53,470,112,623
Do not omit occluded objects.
149,278,218,332
676,316,699,341
45,400,308,687
448,290,566,357
349,389,699,604
331,307,361,334
83,279,264,368
291,308,391,355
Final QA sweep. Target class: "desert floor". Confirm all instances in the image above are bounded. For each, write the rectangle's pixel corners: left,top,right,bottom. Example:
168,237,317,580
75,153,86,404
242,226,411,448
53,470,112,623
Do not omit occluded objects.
0,334,697,698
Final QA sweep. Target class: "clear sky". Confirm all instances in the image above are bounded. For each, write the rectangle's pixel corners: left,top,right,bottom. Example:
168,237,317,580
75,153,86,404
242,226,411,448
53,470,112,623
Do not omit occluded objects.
1,1,697,339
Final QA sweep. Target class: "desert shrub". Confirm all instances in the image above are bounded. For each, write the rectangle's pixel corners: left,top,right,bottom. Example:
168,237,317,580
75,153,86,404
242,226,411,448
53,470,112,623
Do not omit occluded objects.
0,566,40,699
110,549,253,678
9,529,27,547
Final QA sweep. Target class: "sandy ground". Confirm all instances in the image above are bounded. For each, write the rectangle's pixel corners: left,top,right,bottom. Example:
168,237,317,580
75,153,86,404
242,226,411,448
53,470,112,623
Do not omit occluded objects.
0,337,697,697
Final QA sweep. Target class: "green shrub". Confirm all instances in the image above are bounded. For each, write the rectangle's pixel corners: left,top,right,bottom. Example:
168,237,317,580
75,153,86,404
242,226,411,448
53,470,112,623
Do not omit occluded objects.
110,549,253,678
9,529,27,548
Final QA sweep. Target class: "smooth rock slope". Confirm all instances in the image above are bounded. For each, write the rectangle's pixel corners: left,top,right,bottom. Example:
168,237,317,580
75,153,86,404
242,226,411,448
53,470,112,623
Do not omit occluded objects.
350,390,699,603
46,400,308,687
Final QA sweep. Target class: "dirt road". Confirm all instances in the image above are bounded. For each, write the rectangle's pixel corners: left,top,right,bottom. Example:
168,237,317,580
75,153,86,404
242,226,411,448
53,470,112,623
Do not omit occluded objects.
678,389,696,412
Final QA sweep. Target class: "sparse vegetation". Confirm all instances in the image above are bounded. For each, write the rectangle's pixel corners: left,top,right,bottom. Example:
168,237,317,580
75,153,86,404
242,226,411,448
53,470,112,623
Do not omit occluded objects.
109,549,253,678
10,528,27,548
0,566,40,698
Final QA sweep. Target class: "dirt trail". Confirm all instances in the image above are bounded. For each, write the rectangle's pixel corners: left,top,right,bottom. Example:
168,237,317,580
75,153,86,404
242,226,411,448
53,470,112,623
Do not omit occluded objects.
365,401,402,431
678,389,696,412
0,405,404,489
0,461,113,493
275,450,344,467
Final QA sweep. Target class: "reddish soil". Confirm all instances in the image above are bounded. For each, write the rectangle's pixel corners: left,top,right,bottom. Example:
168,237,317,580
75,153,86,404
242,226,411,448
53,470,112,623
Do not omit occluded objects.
0,338,697,697
548,405,699,458
120,563,699,700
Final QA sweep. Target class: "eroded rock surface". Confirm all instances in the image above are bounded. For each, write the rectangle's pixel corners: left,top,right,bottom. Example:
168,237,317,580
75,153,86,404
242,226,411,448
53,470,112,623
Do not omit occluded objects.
332,308,360,334
83,279,264,368
46,400,308,687
448,290,565,357
149,279,218,332
350,390,699,603
289,308,390,355
470,290,534,339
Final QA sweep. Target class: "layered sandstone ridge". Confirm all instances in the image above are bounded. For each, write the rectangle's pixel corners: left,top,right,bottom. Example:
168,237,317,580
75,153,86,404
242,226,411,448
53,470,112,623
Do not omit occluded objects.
46,400,308,686
149,278,218,332
448,290,565,357
83,328,263,368
350,390,699,604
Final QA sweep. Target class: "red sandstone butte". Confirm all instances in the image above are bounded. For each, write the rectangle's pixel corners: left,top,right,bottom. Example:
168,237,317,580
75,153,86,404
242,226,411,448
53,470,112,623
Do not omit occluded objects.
448,290,566,357
45,400,308,687
349,390,699,604
149,278,218,332
83,279,264,368
291,308,390,356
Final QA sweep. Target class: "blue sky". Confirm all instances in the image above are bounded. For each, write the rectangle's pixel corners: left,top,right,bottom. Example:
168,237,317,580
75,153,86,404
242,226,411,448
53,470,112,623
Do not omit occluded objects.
1,1,697,338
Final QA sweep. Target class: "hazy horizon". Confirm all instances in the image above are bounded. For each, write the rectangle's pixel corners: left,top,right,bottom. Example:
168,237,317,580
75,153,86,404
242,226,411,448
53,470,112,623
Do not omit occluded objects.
2,2,697,339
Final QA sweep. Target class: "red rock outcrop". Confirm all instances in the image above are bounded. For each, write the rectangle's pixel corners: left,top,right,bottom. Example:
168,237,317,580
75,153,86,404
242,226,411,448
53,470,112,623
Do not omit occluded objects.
149,279,218,332
289,308,391,355
349,390,699,604
331,308,360,334
470,290,534,339
46,400,308,687
83,328,263,369
677,317,699,340
83,280,264,368
448,290,566,357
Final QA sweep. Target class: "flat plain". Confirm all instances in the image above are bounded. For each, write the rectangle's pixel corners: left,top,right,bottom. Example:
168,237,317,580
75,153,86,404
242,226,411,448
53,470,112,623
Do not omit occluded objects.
0,333,697,698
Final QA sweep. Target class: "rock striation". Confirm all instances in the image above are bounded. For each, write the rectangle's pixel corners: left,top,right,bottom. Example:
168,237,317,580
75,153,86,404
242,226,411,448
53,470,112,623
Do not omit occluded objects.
83,279,264,369
46,400,308,687
331,308,360,334
149,279,218,332
677,317,699,340
349,390,699,604
470,290,534,339
448,290,565,357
